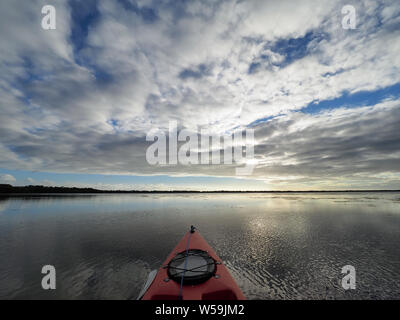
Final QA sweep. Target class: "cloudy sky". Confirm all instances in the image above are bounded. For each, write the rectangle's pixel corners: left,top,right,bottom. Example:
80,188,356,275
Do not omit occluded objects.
0,0,400,190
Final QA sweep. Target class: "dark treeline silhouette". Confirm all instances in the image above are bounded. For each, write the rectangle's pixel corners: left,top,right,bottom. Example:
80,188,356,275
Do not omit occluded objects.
0,184,399,194
0,184,202,194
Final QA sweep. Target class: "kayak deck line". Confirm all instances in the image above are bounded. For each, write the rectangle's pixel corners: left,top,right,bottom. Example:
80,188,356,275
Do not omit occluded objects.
139,226,246,300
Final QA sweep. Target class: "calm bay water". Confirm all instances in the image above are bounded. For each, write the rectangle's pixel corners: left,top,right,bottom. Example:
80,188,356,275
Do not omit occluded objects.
0,192,399,300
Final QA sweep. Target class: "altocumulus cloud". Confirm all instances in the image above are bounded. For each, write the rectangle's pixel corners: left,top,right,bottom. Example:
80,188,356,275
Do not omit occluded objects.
0,0,400,189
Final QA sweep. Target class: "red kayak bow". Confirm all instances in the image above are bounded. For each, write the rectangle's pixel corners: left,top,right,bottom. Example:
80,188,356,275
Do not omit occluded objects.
139,226,245,300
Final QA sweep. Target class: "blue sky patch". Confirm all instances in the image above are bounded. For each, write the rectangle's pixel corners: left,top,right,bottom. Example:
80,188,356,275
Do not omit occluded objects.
69,0,100,60
0,168,266,190
302,82,400,114
270,31,327,67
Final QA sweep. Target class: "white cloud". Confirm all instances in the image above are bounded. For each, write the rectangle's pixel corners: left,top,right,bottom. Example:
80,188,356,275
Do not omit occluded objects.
0,174,16,184
0,0,400,189
26,177,35,184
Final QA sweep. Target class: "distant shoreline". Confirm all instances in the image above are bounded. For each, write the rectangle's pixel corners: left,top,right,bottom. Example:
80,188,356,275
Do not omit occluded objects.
0,184,399,194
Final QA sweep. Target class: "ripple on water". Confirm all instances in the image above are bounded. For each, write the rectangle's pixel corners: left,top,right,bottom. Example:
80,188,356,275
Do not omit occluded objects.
0,193,399,299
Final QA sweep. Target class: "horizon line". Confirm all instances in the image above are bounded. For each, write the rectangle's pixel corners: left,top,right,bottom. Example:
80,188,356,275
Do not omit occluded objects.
1,184,400,193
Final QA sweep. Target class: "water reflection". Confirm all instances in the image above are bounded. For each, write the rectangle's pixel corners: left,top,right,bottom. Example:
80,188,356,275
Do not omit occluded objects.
0,193,399,299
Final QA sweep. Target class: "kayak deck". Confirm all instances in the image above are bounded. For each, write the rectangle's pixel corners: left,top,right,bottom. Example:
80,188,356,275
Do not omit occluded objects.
140,226,245,300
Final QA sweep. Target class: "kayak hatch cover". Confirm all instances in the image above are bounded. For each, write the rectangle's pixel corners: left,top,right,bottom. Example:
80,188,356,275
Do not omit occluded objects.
138,226,246,300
